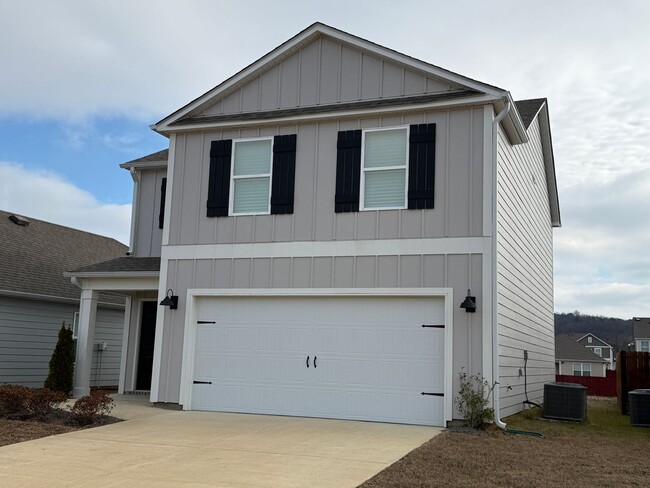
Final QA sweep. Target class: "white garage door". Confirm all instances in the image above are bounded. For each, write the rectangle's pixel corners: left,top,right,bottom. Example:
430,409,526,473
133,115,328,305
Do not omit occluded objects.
189,295,446,426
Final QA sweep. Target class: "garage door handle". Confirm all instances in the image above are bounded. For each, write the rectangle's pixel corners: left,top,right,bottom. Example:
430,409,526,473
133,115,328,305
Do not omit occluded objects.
306,356,310,368
314,356,317,368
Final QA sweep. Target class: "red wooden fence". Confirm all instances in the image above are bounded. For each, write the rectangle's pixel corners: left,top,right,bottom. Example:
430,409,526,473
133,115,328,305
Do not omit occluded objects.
617,351,650,414
556,370,617,397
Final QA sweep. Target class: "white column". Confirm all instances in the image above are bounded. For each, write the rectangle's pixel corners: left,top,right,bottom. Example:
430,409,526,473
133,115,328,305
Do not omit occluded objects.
73,289,98,398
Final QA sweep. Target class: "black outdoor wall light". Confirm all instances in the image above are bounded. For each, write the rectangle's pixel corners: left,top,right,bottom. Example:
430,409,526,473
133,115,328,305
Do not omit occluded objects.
160,289,178,310
460,289,476,313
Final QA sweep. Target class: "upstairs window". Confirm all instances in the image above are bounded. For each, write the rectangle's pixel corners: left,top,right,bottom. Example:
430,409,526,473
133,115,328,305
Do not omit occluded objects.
361,128,408,210
593,347,602,357
335,124,435,213
640,340,650,353
206,135,296,217
231,139,273,215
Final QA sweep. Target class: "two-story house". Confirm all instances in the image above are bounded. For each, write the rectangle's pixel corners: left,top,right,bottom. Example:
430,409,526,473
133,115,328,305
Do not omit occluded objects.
573,333,615,370
66,23,560,427
632,317,650,352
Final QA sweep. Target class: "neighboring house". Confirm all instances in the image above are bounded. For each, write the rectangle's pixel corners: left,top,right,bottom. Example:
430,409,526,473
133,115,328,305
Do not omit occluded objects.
0,210,127,388
573,333,615,370
555,334,608,377
632,317,650,352
66,23,561,426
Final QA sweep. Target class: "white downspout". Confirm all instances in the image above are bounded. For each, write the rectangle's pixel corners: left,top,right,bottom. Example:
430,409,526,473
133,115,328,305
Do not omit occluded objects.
492,100,510,430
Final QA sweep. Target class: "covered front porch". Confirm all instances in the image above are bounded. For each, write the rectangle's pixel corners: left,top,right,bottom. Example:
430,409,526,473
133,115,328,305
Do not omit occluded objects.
65,257,162,398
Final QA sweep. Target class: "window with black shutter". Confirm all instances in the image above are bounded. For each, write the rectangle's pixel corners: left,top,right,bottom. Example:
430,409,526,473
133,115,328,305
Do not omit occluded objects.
206,136,296,217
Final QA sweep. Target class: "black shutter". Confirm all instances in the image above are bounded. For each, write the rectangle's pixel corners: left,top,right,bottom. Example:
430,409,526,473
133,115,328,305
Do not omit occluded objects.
334,130,362,213
408,124,436,209
158,177,167,229
206,140,233,217
270,134,296,214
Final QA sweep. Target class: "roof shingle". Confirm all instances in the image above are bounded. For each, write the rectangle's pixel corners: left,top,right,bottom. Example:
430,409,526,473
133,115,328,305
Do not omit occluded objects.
515,98,546,130
70,257,161,274
555,334,607,362
0,210,128,303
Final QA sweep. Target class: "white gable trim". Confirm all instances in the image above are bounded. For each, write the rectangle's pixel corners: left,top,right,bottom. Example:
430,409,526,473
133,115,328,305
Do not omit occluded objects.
153,23,509,133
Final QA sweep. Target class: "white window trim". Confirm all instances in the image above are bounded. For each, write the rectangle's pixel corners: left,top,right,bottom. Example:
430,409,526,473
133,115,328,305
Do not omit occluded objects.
593,347,602,357
640,340,650,353
359,126,409,211
228,136,274,216
573,362,591,376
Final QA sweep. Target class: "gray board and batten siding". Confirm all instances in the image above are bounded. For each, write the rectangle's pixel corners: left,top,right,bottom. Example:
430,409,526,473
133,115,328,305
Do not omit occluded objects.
157,106,487,407
496,117,555,417
200,36,459,117
0,296,124,388
133,168,166,258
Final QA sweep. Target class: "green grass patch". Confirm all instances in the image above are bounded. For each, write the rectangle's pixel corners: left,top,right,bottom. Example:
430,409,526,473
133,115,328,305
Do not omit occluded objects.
505,397,650,441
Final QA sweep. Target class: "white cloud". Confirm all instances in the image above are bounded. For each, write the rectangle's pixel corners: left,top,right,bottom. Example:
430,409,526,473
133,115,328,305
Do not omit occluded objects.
0,161,130,244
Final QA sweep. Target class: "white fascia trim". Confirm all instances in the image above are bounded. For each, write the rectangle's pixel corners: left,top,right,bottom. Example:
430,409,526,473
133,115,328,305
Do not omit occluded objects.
576,333,612,348
161,237,489,261
120,161,168,171
64,271,160,279
153,23,504,131
76,276,160,292
0,289,123,308
179,287,454,424
159,94,499,134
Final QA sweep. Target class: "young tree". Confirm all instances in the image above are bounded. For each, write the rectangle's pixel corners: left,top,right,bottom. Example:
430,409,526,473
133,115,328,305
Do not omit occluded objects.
44,323,76,395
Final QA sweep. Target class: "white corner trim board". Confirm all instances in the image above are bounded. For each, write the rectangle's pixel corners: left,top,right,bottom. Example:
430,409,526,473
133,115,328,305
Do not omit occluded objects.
180,288,454,425
162,236,489,261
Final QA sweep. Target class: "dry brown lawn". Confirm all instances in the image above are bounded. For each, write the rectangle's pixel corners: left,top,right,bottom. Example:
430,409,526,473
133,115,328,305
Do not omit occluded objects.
360,398,650,488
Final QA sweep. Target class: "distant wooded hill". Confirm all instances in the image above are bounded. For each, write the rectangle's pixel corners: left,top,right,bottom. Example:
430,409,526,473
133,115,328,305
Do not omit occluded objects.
554,312,634,353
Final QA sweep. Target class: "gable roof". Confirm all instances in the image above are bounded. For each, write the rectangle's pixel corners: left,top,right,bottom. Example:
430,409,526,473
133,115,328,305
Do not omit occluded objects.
152,22,527,144
574,332,612,348
633,318,650,339
555,334,608,363
0,210,127,304
514,97,561,227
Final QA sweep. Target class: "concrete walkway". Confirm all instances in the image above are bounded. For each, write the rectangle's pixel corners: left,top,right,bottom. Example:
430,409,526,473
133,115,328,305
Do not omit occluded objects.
0,395,441,487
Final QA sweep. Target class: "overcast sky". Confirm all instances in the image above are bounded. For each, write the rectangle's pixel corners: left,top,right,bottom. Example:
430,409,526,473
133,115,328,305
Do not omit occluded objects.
0,1,648,319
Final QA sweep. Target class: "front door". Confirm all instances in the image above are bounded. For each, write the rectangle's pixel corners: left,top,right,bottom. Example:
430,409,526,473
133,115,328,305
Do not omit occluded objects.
136,301,157,390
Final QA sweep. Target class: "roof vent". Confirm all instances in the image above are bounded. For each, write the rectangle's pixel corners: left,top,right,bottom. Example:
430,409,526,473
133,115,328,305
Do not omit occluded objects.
9,214,30,226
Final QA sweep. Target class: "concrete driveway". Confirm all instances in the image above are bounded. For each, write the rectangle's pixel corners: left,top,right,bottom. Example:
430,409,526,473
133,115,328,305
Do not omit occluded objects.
0,396,441,487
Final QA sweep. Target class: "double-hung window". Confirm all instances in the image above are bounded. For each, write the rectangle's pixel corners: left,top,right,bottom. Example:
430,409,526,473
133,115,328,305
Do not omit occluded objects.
593,347,602,357
361,127,408,210
230,138,273,215
573,363,591,376
640,340,650,353
206,135,296,217
335,123,435,213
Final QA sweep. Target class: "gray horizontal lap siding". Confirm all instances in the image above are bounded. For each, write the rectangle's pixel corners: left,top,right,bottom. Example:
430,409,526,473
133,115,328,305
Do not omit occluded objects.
0,296,124,388
168,108,484,246
496,119,555,417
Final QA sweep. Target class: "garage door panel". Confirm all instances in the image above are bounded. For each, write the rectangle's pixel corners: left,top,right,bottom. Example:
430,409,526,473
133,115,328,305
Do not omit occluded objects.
191,295,446,426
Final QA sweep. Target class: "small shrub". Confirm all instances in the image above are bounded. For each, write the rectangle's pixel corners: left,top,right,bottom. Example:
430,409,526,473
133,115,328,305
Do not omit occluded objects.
0,384,32,418
24,389,68,418
71,390,114,425
44,323,76,395
0,386,66,419
455,370,496,430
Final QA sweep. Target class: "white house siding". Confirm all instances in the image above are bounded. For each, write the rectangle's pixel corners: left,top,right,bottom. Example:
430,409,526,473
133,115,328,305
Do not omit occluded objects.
557,361,607,377
201,36,455,116
133,168,166,258
496,119,555,417
0,295,124,388
90,306,125,387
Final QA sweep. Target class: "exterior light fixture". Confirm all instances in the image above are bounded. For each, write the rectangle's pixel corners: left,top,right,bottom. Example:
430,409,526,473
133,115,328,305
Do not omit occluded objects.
460,289,476,313
160,289,178,309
